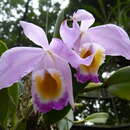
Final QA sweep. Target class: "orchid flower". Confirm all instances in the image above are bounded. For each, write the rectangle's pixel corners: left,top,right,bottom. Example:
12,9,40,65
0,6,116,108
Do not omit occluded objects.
55,9,130,83
0,21,74,113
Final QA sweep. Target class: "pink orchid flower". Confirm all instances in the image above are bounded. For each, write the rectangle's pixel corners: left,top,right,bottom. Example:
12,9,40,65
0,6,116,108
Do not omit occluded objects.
54,9,130,83
0,21,74,113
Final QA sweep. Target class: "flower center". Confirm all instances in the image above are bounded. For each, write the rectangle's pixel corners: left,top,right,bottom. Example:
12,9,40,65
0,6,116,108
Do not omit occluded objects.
80,48,92,58
35,71,63,100
80,49,105,74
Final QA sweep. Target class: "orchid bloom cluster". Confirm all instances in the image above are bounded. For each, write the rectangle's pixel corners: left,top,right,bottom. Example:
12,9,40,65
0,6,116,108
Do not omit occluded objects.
0,9,130,113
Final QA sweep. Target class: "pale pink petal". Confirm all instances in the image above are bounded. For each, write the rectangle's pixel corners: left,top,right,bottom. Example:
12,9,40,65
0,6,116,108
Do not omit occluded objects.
86,24,130,59
50,38,94,68
60,20,80,48
31,51,74,112
73,9,95,31
52,53,74,106
73,9,95,22
0,47,43,89
20,21,49,48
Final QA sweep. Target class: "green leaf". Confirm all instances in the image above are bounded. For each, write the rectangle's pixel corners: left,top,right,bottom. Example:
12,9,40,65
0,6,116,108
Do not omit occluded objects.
0,88,10,126
0,40,8,56
104,66,130,100
105,66,130,85
58,109,73,130
8,83,19,105
10,0,24,7
14,119,27,130
43,105,71,124
108,83,130,100
85,112,109,124
14,104,32,130
8,83,19,126
53,9,65,38
0,83,19,128
84,82,102,92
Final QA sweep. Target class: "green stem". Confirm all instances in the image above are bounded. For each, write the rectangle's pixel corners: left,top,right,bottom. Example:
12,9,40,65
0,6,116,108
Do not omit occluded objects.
53,9,65,38
64,117,74,124
81,83,103,93
45,9,49,35
73,119,84,124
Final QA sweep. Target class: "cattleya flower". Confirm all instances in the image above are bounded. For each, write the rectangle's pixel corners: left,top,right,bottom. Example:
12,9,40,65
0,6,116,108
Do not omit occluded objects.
0,21,74,113
55,9,130,83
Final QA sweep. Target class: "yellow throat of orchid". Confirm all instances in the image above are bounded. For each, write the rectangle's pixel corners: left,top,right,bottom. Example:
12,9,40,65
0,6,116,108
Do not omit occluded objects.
35,71,63,100
80,46,105,74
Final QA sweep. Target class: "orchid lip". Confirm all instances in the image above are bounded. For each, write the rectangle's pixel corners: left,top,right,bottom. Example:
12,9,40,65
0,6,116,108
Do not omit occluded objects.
34,69,64,102
75,72,99,83
75,43,105,83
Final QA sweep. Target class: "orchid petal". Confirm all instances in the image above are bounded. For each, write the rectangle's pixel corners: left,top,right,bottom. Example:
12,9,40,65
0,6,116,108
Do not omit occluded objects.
52,53,74,106
0,47,43,89
75,71,99,83
86,24,130,59
33,90,69,113
20,21,49,48
75,43,105,83
31,51,74,112
73,9,95,22
73,9,95,31
60,20,80,48
50,38,94,68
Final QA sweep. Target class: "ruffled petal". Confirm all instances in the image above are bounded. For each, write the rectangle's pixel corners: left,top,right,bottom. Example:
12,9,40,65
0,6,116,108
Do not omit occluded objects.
33,91,69,113
75,43,105,83
86,24,130,59
73,9,95,31
73,9,95,22
0,47,43,89
60,20,80,48
31,51,74,113
50,38,94,68
75,70,99,83
20,21,49,48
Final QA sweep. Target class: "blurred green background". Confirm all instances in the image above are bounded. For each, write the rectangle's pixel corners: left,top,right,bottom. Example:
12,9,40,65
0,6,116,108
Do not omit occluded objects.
1,0,130,47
